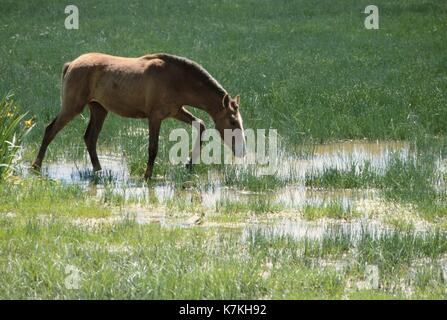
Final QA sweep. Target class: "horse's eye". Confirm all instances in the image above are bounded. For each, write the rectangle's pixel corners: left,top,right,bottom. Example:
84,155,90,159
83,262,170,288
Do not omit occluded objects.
230,120,238,127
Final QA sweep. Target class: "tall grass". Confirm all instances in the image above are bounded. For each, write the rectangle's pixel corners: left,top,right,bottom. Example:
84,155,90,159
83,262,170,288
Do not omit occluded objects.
0,94,33,180
305,137,447,205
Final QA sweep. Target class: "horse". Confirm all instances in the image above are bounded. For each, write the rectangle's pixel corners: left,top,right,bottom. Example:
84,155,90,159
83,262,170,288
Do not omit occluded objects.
32,52,246,179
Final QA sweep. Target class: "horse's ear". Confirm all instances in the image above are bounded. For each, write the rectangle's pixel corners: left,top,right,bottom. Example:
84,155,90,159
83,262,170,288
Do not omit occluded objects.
234,94,240,105
222,94,230,109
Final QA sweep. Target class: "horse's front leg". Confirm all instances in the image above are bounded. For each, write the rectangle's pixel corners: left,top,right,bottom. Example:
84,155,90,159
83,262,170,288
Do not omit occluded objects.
144,118,161,180
172,107,205,169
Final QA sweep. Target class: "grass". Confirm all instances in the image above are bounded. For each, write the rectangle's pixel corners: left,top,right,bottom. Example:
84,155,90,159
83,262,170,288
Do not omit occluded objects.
0,177,111,218
222,164,289,192
1,212,446,299
305,155,437,199
1,0,447,299
2,0,447,195
1,0,447,152
356,229,447,270
0,175,445,299
301,203,361,221
216,197,283,215
0,94,33,180
305,136,447,223
305,161,377,189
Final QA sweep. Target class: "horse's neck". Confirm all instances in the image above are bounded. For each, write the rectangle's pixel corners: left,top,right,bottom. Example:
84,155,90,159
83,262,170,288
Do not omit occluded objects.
187,87,225,120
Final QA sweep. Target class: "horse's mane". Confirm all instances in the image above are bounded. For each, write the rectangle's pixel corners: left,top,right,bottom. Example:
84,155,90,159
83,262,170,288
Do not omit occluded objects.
143,53,227,95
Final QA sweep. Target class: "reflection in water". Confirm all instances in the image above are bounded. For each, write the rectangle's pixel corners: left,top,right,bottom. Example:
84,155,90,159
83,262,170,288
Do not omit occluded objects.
25,140,411,210
277,140,410,180
243,218,390,243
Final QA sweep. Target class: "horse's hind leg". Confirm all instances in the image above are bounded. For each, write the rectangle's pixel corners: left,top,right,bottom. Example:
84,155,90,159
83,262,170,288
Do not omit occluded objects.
32,99,85,170
84,102,108,172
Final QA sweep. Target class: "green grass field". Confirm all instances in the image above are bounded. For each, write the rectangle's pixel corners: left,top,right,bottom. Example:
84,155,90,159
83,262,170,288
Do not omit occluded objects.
1,0,447,299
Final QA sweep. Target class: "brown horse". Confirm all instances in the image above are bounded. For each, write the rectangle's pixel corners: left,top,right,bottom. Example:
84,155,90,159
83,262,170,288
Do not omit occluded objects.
32,53,246,179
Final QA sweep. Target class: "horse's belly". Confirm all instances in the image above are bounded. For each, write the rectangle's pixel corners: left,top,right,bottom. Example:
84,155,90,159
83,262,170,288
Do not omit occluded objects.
92,80,149,118
102,100,148,119
110,104,148,118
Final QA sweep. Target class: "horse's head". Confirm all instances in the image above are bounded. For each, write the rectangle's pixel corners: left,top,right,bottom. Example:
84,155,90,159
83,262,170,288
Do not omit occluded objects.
215,93,246,157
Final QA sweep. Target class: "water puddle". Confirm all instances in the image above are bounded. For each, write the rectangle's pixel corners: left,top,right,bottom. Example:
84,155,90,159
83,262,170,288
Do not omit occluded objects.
243,218,390,243
23,140,411,210
39,153,130,184
277,140,410,180
242,215,436,245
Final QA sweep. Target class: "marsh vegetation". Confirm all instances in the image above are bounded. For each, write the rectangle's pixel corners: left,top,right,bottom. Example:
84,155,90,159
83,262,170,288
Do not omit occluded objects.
1,0,447,299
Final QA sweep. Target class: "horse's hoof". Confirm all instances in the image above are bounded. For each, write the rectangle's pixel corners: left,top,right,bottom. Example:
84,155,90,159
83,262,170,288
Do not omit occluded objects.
31,162,41,171
182,180,194,189
93,168,102,174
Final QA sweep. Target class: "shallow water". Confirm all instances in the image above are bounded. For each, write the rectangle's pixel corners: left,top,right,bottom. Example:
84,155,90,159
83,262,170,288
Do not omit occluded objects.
277,140,410,180
25,140,439,244
243,218,390,242
41,154,130,184
25,140,410,210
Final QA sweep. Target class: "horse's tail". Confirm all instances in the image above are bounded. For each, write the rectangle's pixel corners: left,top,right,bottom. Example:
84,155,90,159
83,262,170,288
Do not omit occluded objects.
60,62,71,103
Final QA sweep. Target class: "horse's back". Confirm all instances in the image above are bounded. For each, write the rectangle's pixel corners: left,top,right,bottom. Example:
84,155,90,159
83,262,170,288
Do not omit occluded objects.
67,53,163,75
62,53,172,118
